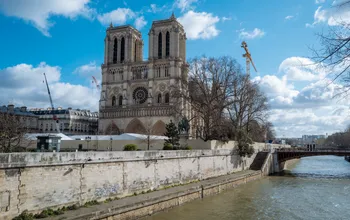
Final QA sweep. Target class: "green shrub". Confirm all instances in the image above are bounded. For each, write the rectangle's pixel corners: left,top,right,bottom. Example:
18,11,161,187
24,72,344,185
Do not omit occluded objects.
183,146,192,150
84,200,99,207
13,211,34,220
123,144,138,151
163,143,173,150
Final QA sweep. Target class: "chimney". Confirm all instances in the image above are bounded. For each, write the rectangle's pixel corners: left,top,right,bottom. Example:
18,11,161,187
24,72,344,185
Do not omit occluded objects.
20,106,27,112
7,104,14,113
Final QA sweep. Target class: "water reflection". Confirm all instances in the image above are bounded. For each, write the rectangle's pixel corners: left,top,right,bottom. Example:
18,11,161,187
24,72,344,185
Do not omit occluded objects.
145,156,350,220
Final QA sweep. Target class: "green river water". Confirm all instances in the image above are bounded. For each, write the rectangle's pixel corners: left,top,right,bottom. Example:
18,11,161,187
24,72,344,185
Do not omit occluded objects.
145,156,350,220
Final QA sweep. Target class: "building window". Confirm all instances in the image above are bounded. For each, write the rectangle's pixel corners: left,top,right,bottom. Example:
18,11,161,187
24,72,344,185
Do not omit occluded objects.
121,37,125,62
166,31,170,57
157,93,162,103
158,32,162,59
134,40,137,62
119,71,123,80
165,67,169,77
119,95,123,106
156,67,161,78
112,96,116,106
113,38,118,64
165,93,170,103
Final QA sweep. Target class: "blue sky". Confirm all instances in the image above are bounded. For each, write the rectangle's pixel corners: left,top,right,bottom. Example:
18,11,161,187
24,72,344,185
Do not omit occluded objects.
0,0,349,137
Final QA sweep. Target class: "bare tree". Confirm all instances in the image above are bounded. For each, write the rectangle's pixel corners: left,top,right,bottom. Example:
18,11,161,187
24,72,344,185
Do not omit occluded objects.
0,113,28,153
311,1,350,93
172,56,239,141
227,72,269,141
139,118,158,150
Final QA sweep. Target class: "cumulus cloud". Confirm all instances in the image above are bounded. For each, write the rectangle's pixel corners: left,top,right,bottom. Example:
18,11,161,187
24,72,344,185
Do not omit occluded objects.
174,0,198,12
285,15,294,20
73,62,101,81
0,62,99,111
238,28,265,39
315,0,326,4
134,16,147,29
255,56,350,137
0,0,94,37
97,8,135,26
178,10,220,40
278,57,328,81
307,3,350,27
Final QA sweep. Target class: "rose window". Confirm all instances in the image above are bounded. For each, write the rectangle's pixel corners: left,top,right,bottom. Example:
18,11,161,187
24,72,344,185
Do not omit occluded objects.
132,87,148,104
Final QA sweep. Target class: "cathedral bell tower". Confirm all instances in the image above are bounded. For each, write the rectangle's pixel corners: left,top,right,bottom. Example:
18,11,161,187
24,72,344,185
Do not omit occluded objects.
99,14,189,136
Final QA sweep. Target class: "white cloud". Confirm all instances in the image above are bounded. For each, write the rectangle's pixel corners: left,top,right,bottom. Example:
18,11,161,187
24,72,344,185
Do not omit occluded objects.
238,28,265,40
0,62,99,111
134,16,147,29
307,4,350,27
97,8,135,26
178,10,220,40
174,0,198,12
285,15,294,20
315,0,326,4
278,57,327,81
73,62,100,81
148,4,167,13
0,0,94,37
254,56,350,137
222,16,232,22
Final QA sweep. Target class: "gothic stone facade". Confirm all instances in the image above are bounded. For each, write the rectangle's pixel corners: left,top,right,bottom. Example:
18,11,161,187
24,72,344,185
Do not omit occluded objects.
99,15,191,135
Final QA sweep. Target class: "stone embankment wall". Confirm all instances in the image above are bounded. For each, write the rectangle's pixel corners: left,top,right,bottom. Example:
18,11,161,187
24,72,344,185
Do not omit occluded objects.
0,150,258,220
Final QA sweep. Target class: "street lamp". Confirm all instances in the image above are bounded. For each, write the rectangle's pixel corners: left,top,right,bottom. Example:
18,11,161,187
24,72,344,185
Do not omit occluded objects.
85,136,91,151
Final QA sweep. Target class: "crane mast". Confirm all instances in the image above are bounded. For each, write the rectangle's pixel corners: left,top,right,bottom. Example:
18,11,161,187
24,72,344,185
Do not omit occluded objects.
43,73,60,133
241,41,257,75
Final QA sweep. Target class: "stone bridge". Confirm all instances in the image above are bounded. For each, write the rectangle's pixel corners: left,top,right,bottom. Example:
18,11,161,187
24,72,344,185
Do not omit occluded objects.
256,148,350,175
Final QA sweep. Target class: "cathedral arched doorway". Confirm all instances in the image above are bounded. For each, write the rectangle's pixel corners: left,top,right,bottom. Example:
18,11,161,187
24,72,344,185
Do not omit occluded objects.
152,120,166,136
125,118,147,134
105,122,120,135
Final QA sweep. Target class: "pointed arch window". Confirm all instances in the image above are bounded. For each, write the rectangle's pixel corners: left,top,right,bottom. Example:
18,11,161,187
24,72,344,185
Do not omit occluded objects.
113,38,118,63
119,95,123,106
157,93,162,103
112,96,116,106
166,31,170,57
165,93,169,103
121,37,125,62
158,32,162,59
134,40,137,62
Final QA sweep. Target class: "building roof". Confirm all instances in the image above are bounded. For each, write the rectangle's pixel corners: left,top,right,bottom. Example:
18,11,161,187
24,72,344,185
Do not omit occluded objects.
25,133,72,140
0,105,37,117
70,133,166,141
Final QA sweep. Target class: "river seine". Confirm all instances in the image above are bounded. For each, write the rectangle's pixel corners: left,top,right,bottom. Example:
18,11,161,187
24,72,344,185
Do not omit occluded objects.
145,156,350,220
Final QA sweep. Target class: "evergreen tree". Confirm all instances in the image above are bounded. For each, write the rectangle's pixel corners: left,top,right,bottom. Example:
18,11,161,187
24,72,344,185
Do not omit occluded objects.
164,120,180,148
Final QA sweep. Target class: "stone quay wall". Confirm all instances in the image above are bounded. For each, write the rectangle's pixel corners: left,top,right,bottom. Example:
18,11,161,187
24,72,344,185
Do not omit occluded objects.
0,149,258,220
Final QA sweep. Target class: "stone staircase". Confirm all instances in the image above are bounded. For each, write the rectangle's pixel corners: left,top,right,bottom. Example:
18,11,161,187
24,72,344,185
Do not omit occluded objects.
250,152,268,171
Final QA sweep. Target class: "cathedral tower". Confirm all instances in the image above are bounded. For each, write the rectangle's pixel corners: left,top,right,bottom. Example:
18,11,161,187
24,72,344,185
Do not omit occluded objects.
99,15,189,136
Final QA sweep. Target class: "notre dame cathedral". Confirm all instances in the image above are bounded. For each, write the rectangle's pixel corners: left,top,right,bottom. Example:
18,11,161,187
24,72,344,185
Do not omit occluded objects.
99,14,198,136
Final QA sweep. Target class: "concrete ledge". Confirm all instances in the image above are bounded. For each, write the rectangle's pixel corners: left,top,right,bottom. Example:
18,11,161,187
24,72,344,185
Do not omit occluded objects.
50,170,261,220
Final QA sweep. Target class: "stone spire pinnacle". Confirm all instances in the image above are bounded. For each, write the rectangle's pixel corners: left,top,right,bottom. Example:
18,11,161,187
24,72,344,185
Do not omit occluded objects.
170,12,176,20
109,22,113,28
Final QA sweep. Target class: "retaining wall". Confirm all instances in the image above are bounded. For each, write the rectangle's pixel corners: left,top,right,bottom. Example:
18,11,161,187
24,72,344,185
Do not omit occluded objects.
0,149,257,220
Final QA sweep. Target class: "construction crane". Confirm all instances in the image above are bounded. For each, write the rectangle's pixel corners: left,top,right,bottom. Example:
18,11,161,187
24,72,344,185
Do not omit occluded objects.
92,76,100,90
43,72,60,133
241,41,257,75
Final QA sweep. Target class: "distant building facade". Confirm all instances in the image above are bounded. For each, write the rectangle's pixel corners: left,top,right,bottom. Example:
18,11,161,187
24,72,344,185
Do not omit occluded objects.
99,14,192,136
30,107,98,135
0,104,38,132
